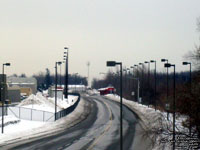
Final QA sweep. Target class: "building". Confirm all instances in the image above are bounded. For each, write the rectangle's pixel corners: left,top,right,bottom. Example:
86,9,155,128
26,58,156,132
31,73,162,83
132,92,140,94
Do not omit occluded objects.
20,87,32,96
7,76,37,95
7,87,21,103
48,86,63,99
0,74,7,102
98,87,115,95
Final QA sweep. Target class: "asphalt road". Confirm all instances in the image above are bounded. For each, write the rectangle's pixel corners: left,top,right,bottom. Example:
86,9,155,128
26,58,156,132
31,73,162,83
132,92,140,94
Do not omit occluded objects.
1,94,152,150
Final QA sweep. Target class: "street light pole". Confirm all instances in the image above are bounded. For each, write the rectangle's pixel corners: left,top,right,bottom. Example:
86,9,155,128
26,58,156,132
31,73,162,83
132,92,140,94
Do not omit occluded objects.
134,64,138,77
58,62,62,87
144,61,150,107
1,63,10,134
126,68,131,96
64,47,69,99
161,59,169,120
150,60,157,111
107,61,123,150
87,62,90,87
182,61,192,135
130,66,135,101
165,63,176,150
139,63,144,103
127,76,140,102
55,62,57,121
134,64,139,102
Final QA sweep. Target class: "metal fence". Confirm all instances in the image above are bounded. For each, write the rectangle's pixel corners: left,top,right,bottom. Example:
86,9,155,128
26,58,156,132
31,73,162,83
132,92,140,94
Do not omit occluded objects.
7,93,80,122
56,93,80,120
7,106,54,122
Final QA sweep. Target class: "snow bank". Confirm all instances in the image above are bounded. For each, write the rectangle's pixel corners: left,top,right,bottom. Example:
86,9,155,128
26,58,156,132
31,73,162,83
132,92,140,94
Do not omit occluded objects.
18,93,78,113
0,116,20,127
0,117,45,135
105,94,190,150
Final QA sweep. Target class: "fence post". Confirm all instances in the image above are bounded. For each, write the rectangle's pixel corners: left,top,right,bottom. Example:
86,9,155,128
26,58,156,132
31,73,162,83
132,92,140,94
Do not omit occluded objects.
19,107,20,119
31,109,32,120
43,111,45,122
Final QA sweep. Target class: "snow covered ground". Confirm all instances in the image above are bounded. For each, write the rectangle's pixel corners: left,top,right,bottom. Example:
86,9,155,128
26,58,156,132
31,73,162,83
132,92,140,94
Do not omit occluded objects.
103,93,193,150
0,92,80,144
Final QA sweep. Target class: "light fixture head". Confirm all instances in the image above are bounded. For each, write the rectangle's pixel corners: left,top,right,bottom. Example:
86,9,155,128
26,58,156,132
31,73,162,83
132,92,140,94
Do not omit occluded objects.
106,61,116,67
161,59,166,62
182,62,189,65
164,63,171,68
4,63,11,66
150,60,155,63
57,62,62,65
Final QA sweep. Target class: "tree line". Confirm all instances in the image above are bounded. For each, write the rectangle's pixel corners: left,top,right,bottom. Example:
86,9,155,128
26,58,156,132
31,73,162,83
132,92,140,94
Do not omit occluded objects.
32,68,88,91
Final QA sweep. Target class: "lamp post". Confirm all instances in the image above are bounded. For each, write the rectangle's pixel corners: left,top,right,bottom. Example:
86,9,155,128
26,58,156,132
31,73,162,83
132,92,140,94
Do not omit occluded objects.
87,62,90,87
106,61,123,150
58,62,62,88
126,68,131,95
55,61,62,121
130,66,139,101
64,47,69,99
164,63,176,150
134,64,138,77
144,61,150,107
127,77,140,102
123,68,127,93
139,63,144,103
130,66,135,76
161,59,169,120
182,61,192,135
150,60,157,111
182,62,191,90
130,66,135,101
134,64,139,102
1,63,10,133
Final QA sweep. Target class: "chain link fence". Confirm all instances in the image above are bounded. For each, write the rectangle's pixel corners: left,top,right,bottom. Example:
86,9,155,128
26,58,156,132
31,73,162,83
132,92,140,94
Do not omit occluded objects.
7,93,80,122
7,106,54,122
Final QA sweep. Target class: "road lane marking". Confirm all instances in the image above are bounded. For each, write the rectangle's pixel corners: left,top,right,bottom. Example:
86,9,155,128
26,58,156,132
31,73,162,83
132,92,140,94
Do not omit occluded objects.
87,100,113,150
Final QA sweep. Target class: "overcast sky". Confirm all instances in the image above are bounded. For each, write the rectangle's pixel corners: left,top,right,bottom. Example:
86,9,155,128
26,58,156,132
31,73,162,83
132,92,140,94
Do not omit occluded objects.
0,0,200,84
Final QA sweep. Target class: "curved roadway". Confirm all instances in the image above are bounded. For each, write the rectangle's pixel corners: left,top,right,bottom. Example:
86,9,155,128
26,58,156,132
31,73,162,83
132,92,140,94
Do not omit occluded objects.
0,94,151,150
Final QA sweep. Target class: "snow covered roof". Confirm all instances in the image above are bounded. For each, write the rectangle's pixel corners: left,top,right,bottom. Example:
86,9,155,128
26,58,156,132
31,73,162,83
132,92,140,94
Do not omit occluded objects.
98,87,115,91
7,76,37,85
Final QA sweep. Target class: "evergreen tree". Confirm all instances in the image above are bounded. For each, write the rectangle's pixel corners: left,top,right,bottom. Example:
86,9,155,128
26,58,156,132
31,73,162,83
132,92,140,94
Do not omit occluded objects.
45,68,52,89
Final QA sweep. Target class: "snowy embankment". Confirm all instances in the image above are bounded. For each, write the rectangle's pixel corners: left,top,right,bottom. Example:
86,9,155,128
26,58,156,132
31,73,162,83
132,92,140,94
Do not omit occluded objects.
18,92,78,112
0,92,85,145
104,94,189,150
